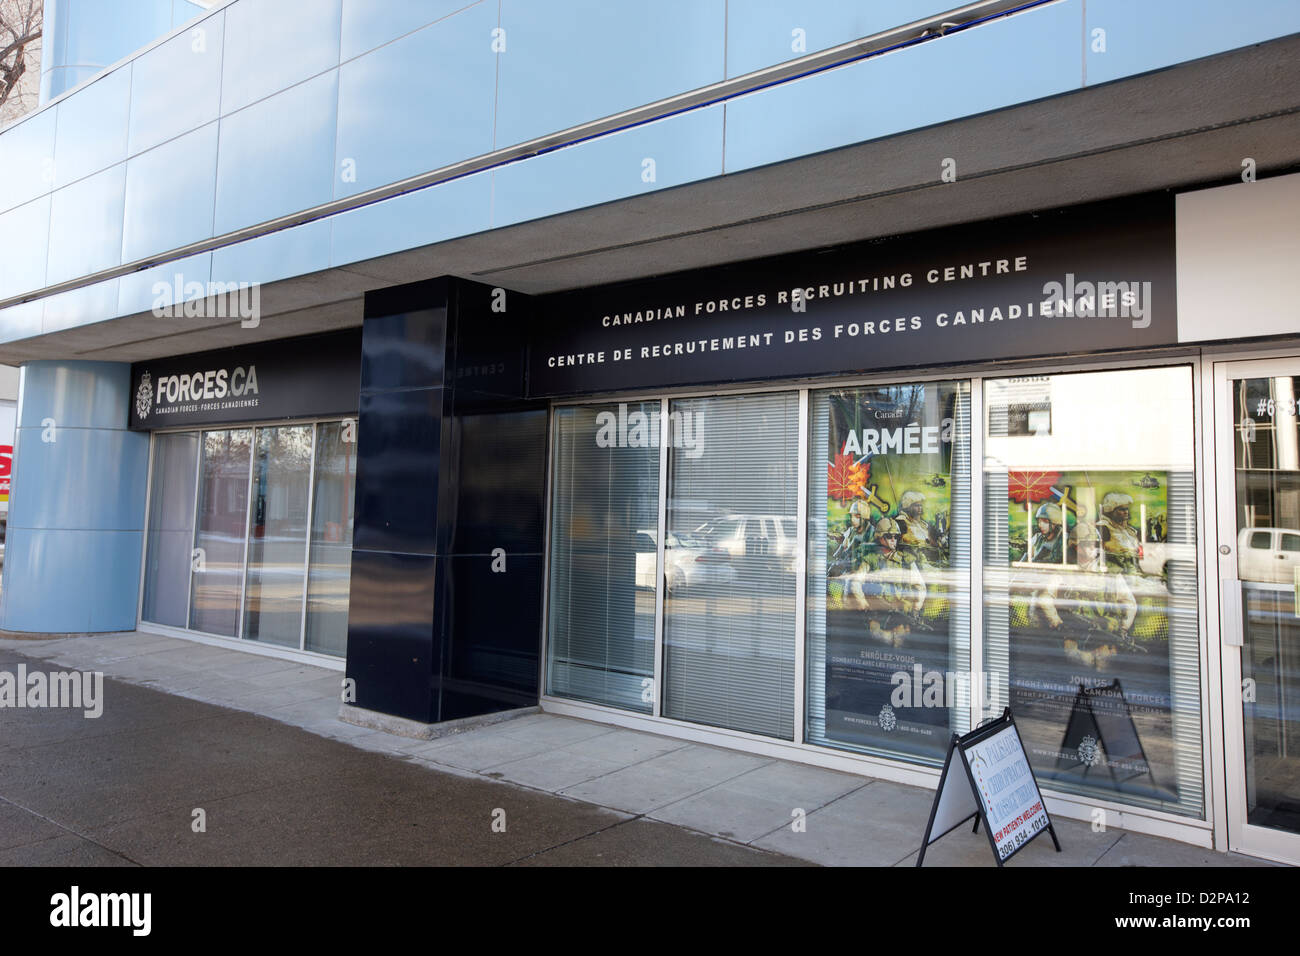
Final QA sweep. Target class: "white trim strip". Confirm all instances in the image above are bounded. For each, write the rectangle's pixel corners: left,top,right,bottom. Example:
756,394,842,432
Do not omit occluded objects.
137,621,345,670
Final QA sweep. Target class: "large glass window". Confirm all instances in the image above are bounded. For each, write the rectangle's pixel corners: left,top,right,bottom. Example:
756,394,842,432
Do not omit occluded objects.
242,425,314,648
141,431,199,627
305,421,359,656
807,381,972,764
144,419,356,658
663,392,799,739
547,402,659,712
189,429,252,636
542,366,1206,819
982,367,1202,816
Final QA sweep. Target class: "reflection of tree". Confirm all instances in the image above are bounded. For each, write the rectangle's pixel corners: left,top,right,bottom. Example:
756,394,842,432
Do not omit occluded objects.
258,425,313,470
311,422,357,541
252,426,314,531
199,429,251,531
0,0,41,122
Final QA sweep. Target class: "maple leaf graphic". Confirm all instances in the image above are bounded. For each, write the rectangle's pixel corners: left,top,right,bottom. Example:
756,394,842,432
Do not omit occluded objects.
828,453,869,502
1008,470,1062,504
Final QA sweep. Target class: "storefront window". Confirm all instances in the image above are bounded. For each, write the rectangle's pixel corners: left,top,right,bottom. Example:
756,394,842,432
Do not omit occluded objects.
538,367,1206,817
242,425,313,648
662,392,798,739
305,420,358,656
807,381,972,764
547,403,659,712
141,431,199,627
189,428,252,636
982,367,1202,816
145,420,355,658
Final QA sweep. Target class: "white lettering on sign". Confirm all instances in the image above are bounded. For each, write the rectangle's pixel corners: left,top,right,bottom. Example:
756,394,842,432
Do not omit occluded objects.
840,418,954,457
155,365,259,405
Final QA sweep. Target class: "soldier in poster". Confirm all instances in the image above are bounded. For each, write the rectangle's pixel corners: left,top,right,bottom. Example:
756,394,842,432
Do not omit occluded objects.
895,490,947,565
828,498,874,576
852,516,929,647
1031,521,1139,667
1096,491,1142,573
1021,501,1067,564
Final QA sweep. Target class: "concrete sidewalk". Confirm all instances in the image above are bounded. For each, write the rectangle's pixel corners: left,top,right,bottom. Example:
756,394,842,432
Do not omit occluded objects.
0,630,1274,867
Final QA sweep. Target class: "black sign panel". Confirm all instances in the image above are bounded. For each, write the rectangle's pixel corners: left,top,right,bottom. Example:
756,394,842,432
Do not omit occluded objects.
128,329,361,430
530,196,1176,396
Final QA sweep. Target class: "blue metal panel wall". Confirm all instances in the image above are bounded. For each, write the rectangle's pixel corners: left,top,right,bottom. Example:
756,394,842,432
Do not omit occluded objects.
1,361,149,632
40,0,192,104
3,0,1297,340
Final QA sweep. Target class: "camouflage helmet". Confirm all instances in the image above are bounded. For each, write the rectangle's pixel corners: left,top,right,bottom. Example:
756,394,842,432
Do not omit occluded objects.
874,517,900,536
1035,502,1063,526
1074,521,1101,544
848,499,871,520
1101,492,1134,515
899,490,926,511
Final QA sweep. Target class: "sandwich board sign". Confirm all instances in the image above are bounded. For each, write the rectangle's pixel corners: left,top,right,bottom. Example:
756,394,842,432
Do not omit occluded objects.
1055,679,1152,786
917,708,1061,866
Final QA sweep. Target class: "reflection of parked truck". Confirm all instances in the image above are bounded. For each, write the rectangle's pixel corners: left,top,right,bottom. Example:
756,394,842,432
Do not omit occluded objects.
1238,527,1300,585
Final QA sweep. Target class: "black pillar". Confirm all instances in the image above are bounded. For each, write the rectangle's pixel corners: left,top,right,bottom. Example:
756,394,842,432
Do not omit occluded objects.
345,277,546,724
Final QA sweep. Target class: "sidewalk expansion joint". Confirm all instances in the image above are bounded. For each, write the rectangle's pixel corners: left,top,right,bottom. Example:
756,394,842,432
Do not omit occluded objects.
0,794,146,867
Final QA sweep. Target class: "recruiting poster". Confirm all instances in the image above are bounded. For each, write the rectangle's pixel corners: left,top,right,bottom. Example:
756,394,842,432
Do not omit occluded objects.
1002,468,1178,801
822,382,963,760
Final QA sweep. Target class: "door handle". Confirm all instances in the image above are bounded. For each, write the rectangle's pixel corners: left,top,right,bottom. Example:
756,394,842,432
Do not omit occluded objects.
1221,578,1243,648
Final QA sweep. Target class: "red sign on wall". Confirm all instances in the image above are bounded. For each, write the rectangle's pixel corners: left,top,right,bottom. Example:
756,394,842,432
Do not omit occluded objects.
0,443,11,501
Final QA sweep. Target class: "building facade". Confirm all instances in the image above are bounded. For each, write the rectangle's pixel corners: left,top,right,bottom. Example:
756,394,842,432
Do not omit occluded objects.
0,0,1297,863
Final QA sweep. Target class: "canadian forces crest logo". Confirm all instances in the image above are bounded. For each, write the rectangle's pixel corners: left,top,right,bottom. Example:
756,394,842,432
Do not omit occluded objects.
878,704,898,732
1077,734,1102,767
135,372,152,421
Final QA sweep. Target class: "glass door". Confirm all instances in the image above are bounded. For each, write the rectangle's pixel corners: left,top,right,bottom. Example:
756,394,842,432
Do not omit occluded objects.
1216,358,1300,864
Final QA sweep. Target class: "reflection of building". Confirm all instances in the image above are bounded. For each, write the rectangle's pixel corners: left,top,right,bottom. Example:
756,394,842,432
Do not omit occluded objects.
0,2,1298,864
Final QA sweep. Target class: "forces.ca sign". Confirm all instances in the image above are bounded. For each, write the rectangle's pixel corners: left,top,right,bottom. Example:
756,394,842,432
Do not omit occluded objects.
128,330,361,430
136,363,262,423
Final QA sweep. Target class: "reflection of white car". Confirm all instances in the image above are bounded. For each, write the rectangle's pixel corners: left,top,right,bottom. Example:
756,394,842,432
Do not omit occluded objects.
634,529,737,593
692,514,798,569
1238,527,1300,585
1137,540,1198,594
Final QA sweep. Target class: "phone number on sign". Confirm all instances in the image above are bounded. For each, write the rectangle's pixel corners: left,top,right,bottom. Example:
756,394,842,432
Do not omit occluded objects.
995,803,1046,858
